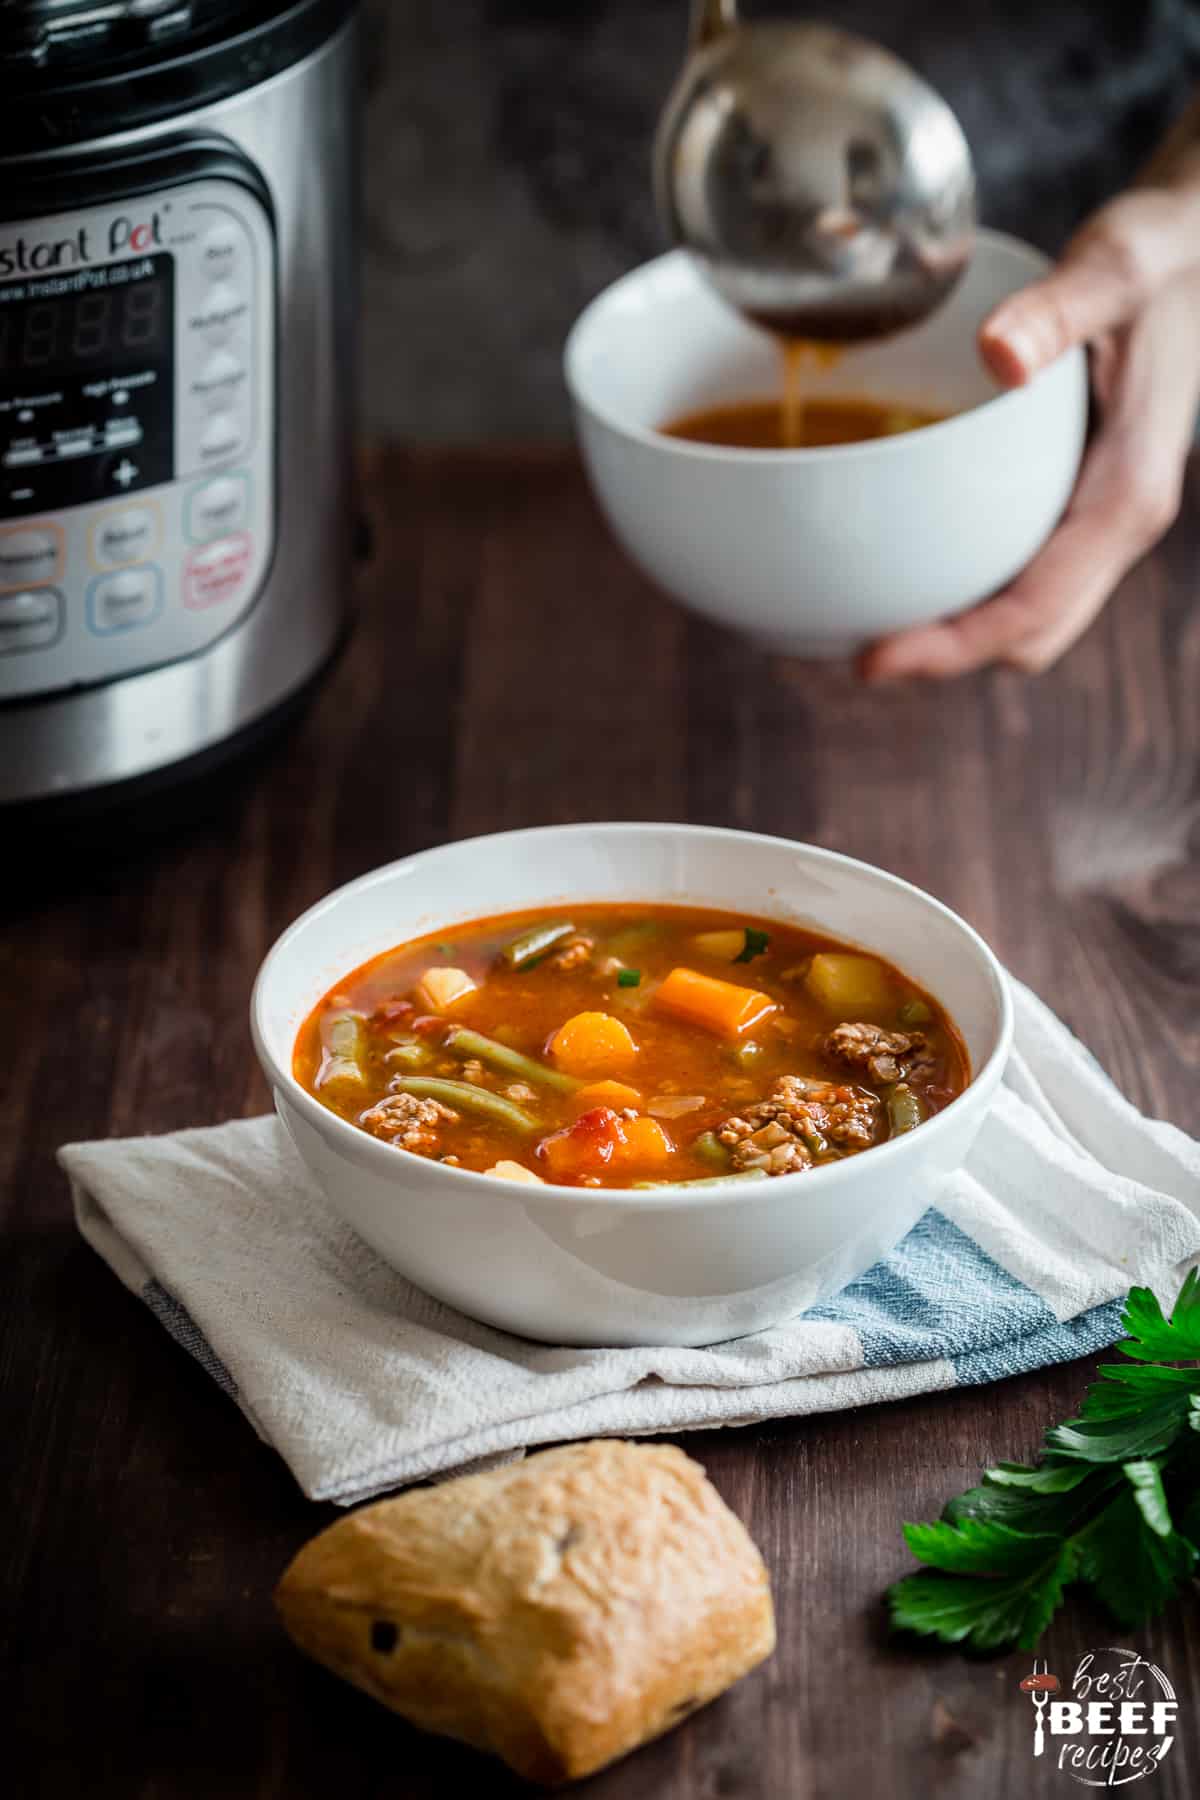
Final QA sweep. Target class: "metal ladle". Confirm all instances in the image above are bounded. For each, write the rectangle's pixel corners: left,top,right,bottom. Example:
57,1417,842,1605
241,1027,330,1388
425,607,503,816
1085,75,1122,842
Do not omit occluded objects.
654,0,976,340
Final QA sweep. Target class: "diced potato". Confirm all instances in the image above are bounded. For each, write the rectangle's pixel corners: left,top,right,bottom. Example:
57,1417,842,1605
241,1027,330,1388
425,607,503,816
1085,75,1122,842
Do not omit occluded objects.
804,953,893,1016
654,967,776,1039
484,1159,544,1185
571,1079,643,1114
415,966,477,1013
691,929,746,961
549,1011,639,1079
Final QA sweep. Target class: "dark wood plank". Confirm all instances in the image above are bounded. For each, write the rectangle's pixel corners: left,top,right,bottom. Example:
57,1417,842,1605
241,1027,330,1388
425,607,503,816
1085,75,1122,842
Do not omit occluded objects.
2,446,1198,1800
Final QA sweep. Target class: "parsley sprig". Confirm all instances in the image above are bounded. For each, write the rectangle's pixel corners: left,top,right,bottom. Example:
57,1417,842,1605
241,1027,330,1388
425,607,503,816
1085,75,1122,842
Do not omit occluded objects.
887,1271,1200,1651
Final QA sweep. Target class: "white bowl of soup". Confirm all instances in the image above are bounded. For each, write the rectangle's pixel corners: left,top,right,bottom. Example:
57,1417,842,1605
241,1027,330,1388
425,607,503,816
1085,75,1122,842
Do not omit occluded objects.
565,235,1088,657
251,823,1012,1347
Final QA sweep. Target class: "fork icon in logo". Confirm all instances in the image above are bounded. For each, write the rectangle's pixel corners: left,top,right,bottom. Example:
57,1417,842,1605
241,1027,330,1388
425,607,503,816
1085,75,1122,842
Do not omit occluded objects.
1020,1660,1062,1756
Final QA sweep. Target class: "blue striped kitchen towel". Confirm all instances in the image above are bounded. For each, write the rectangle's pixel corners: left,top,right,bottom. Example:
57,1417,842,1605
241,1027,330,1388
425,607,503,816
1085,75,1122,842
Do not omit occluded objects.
61,980,1200,1505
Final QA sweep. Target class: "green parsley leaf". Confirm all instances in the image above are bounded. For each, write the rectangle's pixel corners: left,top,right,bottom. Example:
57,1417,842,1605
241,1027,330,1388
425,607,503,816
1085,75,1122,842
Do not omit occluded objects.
617,969,641,989
902,1517,1062,1574
887,1272,1200,1652
734,928,770,963
1073,1476,1197,1628
888,1544,1077,1652
943,1466,1119,1537
1116,1272,1200,1361
1045,1394,1192,1462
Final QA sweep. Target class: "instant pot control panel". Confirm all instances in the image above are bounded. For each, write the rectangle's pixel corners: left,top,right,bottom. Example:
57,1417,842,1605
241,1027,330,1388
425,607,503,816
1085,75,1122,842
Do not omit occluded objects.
0,157,275,700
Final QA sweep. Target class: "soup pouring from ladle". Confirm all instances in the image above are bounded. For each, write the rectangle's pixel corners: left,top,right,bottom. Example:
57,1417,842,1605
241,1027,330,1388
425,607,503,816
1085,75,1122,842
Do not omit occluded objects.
654,0,977,343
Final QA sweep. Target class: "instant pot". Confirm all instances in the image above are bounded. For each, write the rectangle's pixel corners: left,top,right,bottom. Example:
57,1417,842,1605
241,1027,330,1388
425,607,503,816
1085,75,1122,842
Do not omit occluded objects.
0,0,359,805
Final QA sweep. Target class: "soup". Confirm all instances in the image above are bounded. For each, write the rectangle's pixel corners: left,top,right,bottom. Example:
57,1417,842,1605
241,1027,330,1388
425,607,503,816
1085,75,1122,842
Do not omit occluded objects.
661,334,946,448
294,906,968,1189
662,394,945,449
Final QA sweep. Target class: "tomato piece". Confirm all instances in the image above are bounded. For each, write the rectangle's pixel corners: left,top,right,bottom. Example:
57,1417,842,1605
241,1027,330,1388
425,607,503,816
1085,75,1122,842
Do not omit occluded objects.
537,1106,625,1182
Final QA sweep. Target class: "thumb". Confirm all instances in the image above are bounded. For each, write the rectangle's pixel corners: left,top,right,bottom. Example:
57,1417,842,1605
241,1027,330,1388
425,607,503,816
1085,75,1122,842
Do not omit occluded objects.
979,188,1200,385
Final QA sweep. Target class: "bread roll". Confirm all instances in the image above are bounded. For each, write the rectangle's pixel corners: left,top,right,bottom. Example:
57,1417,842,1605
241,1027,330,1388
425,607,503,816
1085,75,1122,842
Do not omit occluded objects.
276,1439,775,1783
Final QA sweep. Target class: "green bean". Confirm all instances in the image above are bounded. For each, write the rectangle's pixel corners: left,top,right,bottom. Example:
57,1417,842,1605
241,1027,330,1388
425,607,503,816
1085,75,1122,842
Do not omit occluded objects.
390,1076,541,1135
898,997,933,1026
632,1170,769,1189
729,1039,766,1070
317,1011,368,1089
885,1082,925,1136
692,1130,731,1168
500,920,575,970
445,1026,579,1094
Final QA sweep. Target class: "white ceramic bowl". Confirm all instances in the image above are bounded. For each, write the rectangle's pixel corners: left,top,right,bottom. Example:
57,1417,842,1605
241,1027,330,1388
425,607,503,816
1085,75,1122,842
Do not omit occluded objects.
565,235,1088,657
251,824,1012,1347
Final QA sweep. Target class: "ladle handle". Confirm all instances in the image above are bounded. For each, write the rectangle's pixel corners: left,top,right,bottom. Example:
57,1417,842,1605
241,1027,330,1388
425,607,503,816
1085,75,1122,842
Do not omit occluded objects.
690,0,738,50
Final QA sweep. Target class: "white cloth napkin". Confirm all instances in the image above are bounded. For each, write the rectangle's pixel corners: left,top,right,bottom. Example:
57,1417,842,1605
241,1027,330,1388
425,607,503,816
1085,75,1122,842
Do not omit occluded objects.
61,981,1200,1505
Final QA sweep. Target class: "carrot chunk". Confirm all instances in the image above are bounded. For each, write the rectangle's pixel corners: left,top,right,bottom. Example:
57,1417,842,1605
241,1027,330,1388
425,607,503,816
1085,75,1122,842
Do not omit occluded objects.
549,1011,639,1078
571,1079,643,1114
653,966,776,1039
607,1115,675,1175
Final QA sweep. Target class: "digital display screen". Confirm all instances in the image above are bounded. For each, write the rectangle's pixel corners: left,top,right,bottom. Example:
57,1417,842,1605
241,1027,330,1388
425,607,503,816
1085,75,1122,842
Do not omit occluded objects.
0,266,169,379
0,254,175,516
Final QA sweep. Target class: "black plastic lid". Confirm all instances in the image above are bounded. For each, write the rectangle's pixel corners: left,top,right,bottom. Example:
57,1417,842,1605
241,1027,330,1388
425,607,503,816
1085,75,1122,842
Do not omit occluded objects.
0,0,357,155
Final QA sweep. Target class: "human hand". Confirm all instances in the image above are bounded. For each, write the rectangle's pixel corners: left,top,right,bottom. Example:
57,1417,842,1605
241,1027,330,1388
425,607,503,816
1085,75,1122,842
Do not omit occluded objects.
862,178,1200,680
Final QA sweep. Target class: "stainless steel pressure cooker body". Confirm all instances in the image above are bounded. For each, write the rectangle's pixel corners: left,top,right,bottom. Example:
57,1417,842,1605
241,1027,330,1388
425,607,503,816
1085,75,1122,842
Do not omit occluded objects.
0,0,359,804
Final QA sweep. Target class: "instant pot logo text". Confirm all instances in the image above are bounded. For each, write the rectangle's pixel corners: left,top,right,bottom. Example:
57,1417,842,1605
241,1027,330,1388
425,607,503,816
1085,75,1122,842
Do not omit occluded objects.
1021,1651,1179,1785
0,211,163,277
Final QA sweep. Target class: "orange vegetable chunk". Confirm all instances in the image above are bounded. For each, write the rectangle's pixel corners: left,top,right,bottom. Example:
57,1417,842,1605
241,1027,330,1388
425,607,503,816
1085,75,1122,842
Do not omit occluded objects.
538,1106,622,1182
654,967,777,1039
607,1115,675,1175
571,1080,643,1114
549,1011,639,1079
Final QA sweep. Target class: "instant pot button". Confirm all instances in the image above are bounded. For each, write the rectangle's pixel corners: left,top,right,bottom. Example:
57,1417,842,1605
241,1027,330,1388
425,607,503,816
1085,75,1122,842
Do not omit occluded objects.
87,565,163,634
198,413,244,464
200,221,242,282
186,472,249,541
187,282,249,346
0,524,62,590
190,350,246,413
0,586,63,652
91,505,159,568
184,532,254,610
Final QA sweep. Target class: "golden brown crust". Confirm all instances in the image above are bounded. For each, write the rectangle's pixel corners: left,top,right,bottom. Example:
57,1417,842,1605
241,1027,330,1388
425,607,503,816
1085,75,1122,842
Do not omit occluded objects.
275,1440,775,1783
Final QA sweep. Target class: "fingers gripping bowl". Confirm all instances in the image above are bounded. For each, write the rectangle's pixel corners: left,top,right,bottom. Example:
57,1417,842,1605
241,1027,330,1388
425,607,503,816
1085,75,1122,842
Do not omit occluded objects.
252,826,1012,1346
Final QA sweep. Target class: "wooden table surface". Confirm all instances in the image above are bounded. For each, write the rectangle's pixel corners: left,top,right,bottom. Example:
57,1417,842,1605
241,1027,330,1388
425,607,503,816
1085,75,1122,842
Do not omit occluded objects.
4,446,1199,1798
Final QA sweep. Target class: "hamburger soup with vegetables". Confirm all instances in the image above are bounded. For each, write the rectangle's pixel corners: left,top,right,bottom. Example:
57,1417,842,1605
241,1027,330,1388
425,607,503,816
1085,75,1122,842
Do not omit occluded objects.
294,906,969,1189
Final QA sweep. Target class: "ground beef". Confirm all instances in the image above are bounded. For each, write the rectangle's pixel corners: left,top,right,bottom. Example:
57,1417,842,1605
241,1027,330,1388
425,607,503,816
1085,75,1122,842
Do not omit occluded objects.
716,1075,881,1174
549,933,594,971
358,1092,459,1153
823,1021,927,1086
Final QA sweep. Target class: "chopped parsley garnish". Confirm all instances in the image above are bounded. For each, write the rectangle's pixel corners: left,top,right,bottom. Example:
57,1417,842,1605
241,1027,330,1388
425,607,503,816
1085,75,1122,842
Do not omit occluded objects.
887,1272,1200,1651
617,968,641,988
734,928,770,963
